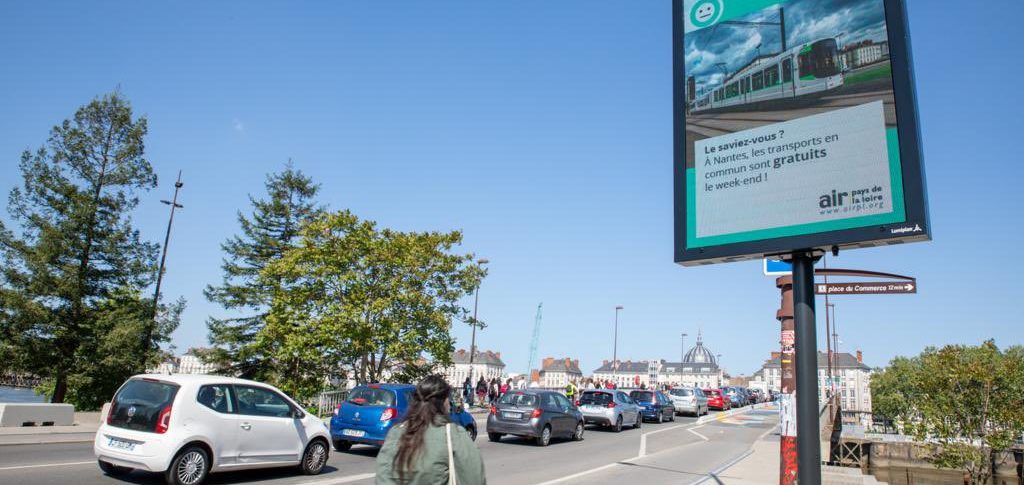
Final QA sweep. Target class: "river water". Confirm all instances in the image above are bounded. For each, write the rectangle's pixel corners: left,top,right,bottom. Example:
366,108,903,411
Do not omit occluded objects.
0,385,46,403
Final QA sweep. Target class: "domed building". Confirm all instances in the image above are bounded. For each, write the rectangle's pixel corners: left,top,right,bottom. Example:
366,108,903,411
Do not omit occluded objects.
658,331,725,389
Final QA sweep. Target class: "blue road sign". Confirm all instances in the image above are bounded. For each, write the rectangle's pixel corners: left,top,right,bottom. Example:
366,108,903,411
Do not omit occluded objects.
763,258,792,276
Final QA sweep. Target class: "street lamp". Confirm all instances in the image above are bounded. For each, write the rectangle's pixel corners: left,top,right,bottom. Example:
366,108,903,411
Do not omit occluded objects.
613,306,623,386
680,333,688,387
467,258,489,389
143,171,183,368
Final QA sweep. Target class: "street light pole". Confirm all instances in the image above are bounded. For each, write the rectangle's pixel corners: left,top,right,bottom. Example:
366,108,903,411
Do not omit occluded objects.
613,306,623,386
680,333,688,387
144,170,183,368
467,258,489,391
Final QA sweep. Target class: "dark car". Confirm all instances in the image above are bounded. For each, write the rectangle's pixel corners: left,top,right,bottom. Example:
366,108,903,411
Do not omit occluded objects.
629,390,676,423
723,386,745,408
486,390,584,446
330,384,477,451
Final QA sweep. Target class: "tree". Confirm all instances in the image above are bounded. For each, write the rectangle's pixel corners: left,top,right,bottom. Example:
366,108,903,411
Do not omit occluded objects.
205,165,322,379
254,211,485,401
871,341,1024,484
0,92,180,407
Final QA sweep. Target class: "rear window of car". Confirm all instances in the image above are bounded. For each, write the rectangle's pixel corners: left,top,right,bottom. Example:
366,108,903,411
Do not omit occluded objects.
498,392,538,407
108,379,180,433
348,387,396,407
670,389,694,397
579,392,613,406
705,389,721,396
630,391,655,402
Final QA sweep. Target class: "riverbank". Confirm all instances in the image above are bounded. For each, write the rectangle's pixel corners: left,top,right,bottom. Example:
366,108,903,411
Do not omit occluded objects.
0,386,46,404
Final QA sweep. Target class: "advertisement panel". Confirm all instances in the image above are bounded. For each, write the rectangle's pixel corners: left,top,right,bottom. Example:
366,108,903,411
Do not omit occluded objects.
674,0,929,265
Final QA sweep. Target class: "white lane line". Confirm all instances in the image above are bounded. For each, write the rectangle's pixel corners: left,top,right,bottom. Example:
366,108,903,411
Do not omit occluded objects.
638,423,685,457
293,472,376,485
0,461,94,471
687,426,709,442
534,462,619,485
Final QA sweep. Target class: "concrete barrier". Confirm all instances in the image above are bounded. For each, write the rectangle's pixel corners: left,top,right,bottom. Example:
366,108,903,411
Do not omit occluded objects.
0,403,75,427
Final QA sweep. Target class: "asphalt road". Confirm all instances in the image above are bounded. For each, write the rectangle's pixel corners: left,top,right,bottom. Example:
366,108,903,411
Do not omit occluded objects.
0,407,777,485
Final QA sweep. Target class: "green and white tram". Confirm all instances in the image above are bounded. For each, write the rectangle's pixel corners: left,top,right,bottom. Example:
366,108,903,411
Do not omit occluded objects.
691,38,843,114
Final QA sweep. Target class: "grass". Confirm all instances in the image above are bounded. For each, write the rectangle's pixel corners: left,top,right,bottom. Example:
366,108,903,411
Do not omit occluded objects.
844,61,892,85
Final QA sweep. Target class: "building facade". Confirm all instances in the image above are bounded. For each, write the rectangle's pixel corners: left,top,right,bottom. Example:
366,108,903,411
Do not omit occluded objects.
443,349,506,387
539,357,583,389
751,350,873,412
147,349,219,375
591,333,725,389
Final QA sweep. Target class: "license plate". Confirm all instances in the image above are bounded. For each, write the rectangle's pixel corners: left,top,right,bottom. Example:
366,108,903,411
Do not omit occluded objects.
107,438,135,452
502,412,522,419
342,429,365,437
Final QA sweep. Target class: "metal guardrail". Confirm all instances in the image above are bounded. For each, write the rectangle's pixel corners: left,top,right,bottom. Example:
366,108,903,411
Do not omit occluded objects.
316,390,349,418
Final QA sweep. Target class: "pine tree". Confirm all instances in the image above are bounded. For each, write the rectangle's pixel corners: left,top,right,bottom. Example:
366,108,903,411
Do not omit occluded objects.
0,92,179,407
205,165,322,379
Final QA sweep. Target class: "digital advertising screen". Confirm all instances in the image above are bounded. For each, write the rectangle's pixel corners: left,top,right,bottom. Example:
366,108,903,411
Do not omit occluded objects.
673,0,929,266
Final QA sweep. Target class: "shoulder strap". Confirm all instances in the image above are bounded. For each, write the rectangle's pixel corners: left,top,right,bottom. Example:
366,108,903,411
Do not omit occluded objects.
446,423,457,485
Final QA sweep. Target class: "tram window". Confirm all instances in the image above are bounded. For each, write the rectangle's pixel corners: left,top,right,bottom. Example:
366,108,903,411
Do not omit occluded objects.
764,66,779,86
727,82,739,98
799,52,811,78
752,72,764,90
744,77,751,93
782,59,793,83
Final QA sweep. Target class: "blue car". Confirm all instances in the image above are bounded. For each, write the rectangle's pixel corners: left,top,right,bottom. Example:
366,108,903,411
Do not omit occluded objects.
628,390,676,423
330,383,477,451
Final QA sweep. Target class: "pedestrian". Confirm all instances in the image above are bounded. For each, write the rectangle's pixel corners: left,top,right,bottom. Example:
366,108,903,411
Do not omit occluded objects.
462,377,472,407
564,380,577,403
500,379,510,397
488,378,498,405
375,375,487,485
475,376,487,407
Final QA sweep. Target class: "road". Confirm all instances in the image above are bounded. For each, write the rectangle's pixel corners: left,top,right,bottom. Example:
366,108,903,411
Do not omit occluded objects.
0,407,778,485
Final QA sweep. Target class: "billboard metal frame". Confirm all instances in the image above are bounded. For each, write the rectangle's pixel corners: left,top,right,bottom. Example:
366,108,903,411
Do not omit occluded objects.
673,0,930,267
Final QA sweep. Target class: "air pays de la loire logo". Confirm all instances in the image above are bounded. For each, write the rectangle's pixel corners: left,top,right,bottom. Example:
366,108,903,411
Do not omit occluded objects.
690,0,723,28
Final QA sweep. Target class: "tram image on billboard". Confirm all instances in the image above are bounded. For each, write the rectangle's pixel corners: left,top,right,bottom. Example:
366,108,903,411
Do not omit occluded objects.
690,37,843,114
682,0,898,166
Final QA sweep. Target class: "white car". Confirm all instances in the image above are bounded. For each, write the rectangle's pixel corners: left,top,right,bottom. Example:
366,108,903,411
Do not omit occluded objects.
94,374,330,485
668,387,709,416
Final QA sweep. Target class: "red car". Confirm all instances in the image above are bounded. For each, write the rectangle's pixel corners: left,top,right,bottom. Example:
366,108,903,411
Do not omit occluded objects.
703,388,731,411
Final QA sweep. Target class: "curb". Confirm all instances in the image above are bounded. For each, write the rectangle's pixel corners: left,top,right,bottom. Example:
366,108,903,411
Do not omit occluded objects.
695,402,769,425
0,434,96,447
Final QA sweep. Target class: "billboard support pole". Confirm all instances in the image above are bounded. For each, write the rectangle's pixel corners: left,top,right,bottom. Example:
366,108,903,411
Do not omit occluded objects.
792,250,821,485
776,275,798,484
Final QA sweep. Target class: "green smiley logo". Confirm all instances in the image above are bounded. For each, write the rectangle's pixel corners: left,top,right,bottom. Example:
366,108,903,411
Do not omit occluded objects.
690,0,723,28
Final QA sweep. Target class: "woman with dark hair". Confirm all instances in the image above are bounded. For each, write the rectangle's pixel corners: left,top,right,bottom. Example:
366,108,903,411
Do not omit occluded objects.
376,375,486,484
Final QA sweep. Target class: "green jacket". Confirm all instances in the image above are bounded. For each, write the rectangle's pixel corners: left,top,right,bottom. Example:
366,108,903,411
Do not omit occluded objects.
375,418,486,485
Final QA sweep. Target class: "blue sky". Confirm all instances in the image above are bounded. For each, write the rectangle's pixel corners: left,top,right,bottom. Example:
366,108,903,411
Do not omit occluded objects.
1,0,1021,378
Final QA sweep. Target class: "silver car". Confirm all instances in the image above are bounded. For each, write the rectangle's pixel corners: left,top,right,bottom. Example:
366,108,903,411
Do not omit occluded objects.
668,387,708,416
577,389,641,432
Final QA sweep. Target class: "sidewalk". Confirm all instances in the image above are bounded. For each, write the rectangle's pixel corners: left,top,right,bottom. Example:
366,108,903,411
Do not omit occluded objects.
0,412,100,446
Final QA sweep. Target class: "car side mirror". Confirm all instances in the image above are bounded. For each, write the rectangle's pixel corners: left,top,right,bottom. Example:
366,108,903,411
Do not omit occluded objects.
292,409,305,419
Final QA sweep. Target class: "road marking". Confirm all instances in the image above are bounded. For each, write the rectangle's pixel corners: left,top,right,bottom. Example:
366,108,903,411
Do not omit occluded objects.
0,461,94,471
534,462,620,485
293,472,376,485
687,427,709,441
688,424,780,485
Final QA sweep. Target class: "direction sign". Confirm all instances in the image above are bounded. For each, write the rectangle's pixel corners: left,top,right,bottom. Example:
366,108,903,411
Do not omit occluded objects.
815,281,917,295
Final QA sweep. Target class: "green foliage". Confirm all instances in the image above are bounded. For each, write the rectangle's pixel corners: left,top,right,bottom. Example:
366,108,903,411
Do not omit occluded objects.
254,210,485,401
205,165,322,379
871,341,1024,484
0,92,181,409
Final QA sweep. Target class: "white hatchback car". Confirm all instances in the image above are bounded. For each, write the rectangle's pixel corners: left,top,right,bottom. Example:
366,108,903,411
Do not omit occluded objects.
94,374,330,485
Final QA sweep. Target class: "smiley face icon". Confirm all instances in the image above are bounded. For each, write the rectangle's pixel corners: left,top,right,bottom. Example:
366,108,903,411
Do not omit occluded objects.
690,0,723,28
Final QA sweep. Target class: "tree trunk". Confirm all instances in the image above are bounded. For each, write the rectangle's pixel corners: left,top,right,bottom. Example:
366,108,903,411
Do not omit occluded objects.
51,371,67,403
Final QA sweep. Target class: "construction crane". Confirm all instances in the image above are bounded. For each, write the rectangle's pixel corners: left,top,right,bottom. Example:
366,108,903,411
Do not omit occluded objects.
525,303,543,377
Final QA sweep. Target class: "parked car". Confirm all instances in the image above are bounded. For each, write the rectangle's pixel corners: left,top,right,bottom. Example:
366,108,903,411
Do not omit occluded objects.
703,388,730,411
95,374,330,485
668,387,708,416
749,388,765,404
486,390,584,446
577,389,642,432
330,383,477,452
723,386,745,407
629,390,676,423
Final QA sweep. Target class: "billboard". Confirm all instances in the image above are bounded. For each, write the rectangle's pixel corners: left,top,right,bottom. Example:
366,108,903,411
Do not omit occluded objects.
673,0,929,266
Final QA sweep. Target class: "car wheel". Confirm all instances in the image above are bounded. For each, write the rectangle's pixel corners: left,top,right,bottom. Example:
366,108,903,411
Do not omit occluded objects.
332,439,352,452
488,432,503,442
536,425,552,447
466,425,477,441
165,445,209,485
670,410,676,422
572,421,585,441
634,414,642,429
98,460,131,476
300,440,328,475
656,411,663,424
613,416,623,433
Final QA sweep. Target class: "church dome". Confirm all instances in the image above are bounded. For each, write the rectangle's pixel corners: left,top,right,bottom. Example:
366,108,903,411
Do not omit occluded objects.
683,331,717,366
